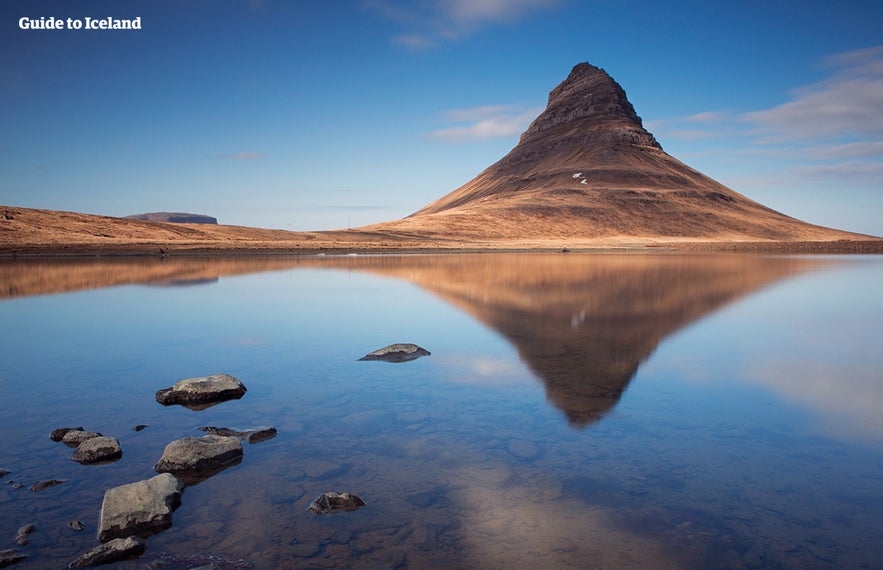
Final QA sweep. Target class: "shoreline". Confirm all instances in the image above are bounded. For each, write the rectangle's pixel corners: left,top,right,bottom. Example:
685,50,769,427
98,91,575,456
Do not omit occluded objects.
3,239,883,258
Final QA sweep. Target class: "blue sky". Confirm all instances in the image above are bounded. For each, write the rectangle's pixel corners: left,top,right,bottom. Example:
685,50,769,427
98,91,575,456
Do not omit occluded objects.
2,1,882,236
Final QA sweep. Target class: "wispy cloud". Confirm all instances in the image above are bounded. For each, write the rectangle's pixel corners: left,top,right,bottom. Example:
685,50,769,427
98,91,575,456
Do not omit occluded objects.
745,45,883,142
218,151,267,160
365,0,559,48
428,104,543,141
649,45,883,195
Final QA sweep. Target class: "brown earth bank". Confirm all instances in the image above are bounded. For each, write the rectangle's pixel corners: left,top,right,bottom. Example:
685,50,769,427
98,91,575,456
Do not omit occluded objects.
1,206,882,257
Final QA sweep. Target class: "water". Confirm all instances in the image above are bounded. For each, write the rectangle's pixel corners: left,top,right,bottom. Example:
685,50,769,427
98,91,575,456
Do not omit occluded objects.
1,253,882,569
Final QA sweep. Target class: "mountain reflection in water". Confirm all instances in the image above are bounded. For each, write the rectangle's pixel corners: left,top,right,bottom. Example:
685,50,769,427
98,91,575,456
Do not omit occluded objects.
1,253,830,426
301,254,829,426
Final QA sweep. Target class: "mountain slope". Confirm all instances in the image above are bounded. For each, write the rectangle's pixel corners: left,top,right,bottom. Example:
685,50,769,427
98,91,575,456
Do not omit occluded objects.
363,63,864,242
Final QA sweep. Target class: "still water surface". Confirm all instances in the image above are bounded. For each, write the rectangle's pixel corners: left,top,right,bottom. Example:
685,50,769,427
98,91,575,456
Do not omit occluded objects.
1,253,882,569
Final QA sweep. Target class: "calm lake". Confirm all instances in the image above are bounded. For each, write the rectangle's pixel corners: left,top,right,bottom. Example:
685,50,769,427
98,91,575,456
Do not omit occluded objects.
1,253,882,569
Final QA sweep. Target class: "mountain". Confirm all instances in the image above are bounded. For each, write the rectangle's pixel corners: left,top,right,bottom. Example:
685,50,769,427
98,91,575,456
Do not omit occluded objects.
127,212,218,224
363,63,863,243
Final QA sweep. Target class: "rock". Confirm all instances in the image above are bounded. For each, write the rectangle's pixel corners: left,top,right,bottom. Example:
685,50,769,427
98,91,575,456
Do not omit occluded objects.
155,374,247,409
62,430,103,448
68,520,84,532
14,524,34,546
69,536,146,568
154,435,243,484
0,469,10,478
98,473,183,543
358,343,431,363
197,426,278,444
147,553,254,569
0,549,26,568
307,492,366,514
70,436,122,464
132,424,148,432
29,479,65,491
50,427,84,442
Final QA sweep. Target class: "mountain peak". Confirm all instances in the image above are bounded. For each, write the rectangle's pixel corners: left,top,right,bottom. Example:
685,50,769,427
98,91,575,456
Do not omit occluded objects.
519,61,660,149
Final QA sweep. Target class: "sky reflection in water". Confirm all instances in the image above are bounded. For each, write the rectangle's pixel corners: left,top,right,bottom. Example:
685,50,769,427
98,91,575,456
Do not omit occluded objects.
1,253,881,569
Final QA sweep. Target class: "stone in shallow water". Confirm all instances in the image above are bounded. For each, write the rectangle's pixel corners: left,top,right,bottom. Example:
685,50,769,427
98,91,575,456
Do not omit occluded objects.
148,553,254,569
0,548,27,567
98,473,183,543
69,436,122,464
155,374,247,409
61,430,103,448
197,426,278,444
358,343,431,363
154,435,243,484
68,536,146,568
14,524,34,547
308,492,366,514
50,427,84,442
29,479,65,492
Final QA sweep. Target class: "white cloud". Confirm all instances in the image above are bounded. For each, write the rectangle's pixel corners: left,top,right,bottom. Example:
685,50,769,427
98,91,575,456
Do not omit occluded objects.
218,151,266,160
745,46,883,141
791,161,883,183
428,105,543,141
805,141,883,159
365,0,559,47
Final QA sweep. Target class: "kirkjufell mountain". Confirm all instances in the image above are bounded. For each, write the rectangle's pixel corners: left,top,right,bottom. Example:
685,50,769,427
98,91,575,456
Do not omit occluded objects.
365,62,864,242
3,62,879,255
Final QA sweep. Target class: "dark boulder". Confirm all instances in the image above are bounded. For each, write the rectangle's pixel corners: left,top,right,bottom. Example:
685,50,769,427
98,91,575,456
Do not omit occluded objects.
61,430,103,448
197,426,278,444
358,343,431,363
69,436,122,464
69,536,146,568
29,479,65,492
307,492,366,514
98,473,183,542
50,427,84,442
154,435,243,484
155,374,247,409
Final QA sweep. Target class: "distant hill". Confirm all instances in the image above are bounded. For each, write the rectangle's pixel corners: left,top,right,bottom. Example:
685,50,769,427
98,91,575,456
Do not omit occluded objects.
362,62,865,242
127,212,218,224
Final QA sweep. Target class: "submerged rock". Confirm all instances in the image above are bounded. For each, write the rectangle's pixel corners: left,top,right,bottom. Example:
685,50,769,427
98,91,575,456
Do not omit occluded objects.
0,549,27,567
358,343,431,363
68,520,84,532
50,427,84,442
61,430,103,448
155,374,247,409
154,435,243,484
98,473,183,543
70,436,122,464
148,553,254,569
307,492,366,514
14,524,35,546
197,426,278,444
69,536,146,568
29,479,65,492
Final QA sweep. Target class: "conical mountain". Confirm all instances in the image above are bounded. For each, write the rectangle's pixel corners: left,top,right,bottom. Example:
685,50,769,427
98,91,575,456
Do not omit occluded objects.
365,63,864,243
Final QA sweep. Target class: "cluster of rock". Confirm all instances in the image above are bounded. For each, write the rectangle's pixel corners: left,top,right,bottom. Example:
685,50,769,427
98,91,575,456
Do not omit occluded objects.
7,348,427,567
50,427,123,465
